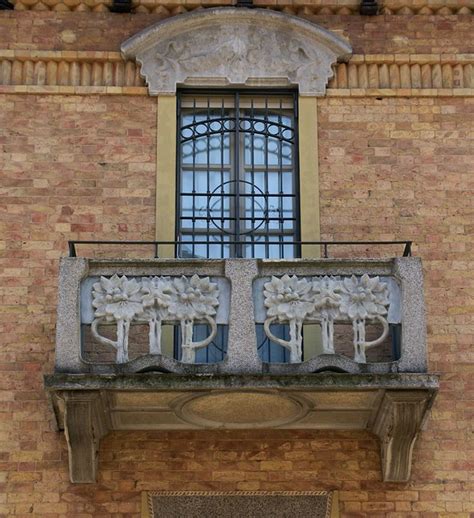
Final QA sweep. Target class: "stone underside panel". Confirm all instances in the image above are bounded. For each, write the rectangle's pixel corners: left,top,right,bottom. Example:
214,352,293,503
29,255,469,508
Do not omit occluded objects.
46,373,438,483
107,389,378,430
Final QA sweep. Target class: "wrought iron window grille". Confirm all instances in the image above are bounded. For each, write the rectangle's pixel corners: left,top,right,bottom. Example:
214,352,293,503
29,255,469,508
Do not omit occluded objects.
176,90,301,260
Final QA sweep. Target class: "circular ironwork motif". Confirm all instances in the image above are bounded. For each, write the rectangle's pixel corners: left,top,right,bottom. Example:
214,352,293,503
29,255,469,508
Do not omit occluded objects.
207,179,268,236
180,117,236,142
180,117,293,143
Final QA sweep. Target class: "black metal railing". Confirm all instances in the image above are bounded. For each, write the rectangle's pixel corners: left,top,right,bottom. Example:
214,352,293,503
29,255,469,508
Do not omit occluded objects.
68,239,413,259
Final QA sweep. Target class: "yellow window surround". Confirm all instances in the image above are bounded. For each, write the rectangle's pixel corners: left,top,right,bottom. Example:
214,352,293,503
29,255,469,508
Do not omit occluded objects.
155,94,321,259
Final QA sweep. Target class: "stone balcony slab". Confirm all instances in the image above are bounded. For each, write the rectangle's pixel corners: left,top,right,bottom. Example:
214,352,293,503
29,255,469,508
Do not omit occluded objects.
49,255,436,484
45,372,438,484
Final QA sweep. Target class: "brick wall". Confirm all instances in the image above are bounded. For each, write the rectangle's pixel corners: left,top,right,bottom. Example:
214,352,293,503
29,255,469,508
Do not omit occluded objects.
0,7,473,518
0,93,156,516
318,96,474,516
1,11,474,54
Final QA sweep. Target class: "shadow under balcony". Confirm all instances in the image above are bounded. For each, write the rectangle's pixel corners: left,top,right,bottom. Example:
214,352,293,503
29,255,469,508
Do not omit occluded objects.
45,242,438,484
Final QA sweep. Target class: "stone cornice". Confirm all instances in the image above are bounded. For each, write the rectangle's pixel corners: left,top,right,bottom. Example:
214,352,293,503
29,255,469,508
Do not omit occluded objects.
1,50,473,95
9,0,474,15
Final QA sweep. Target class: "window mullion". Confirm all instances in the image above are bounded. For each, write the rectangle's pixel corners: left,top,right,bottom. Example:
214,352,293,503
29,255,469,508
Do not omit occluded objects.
234,91,242,258
220,96,225,259
250,97,255,259
264,96,270,259
206,96,211,259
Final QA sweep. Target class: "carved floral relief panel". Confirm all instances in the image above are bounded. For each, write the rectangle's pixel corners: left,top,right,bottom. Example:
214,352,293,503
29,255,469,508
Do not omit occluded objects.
81,272,399,366
262,274,392,363
121,8,352,95
84,274,223,364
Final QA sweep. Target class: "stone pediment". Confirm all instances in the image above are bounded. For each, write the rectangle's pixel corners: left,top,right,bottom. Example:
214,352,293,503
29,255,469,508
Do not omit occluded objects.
121,8,352,96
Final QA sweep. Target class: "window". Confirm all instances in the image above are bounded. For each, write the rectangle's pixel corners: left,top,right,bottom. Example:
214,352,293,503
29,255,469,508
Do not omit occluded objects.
176,90,300,260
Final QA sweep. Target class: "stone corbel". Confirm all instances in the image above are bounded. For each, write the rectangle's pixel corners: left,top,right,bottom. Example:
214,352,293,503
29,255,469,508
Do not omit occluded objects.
372,390,431,482
62,391,109,483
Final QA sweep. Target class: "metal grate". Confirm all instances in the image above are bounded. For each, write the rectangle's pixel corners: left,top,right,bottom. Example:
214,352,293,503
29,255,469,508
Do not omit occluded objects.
176,90,300,259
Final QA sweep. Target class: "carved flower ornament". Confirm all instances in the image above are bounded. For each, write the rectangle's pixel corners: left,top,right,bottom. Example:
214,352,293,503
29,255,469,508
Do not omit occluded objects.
339,274,389,320
91,275,144,364
310,276,342,355
92,274,143,322
264,274,314,321
168,275,219,321
140,276,172,319
263,275,315,363
262,273,391,364
311,275,342,317
90,274,220,364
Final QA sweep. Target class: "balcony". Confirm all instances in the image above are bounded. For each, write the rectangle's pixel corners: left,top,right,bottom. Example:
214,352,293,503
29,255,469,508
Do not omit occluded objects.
45,242,438,483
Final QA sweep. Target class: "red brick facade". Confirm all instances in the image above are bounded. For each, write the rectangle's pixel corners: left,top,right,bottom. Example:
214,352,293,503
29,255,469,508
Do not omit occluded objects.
0,5,473,517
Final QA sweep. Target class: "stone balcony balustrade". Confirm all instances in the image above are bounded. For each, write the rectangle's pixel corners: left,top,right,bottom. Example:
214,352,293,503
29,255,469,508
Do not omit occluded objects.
45,255,438,484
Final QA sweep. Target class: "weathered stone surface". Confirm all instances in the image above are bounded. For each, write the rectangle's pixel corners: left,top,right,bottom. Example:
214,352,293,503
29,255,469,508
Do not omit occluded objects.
61,391,108,483
55,257,89,373
372,390,431,482
174,391,309,429
121,8,352,96
55,257,428,375
45,372,440,392
223,260,261,374
393,257,428,372
46,373,438,483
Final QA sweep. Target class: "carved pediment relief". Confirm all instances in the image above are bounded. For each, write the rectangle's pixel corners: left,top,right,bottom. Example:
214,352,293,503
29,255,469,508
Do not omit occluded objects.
121,8,352,96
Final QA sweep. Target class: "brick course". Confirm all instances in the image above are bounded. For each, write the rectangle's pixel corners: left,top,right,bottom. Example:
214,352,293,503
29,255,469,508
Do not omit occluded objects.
1,11,474,55
318,96,474,515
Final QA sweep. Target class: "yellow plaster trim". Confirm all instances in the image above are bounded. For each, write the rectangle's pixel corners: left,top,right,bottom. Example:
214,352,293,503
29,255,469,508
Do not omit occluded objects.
298,96,320,258
155,95,177,258
331,491,340,518
141,492,151,518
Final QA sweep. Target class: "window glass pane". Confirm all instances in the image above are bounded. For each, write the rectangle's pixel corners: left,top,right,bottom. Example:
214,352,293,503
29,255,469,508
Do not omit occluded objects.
177,92,299,261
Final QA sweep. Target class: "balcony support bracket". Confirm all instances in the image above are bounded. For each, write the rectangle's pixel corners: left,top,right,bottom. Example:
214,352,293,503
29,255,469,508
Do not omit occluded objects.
372,390,430,482
62,391,109,483
46,374,438,484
